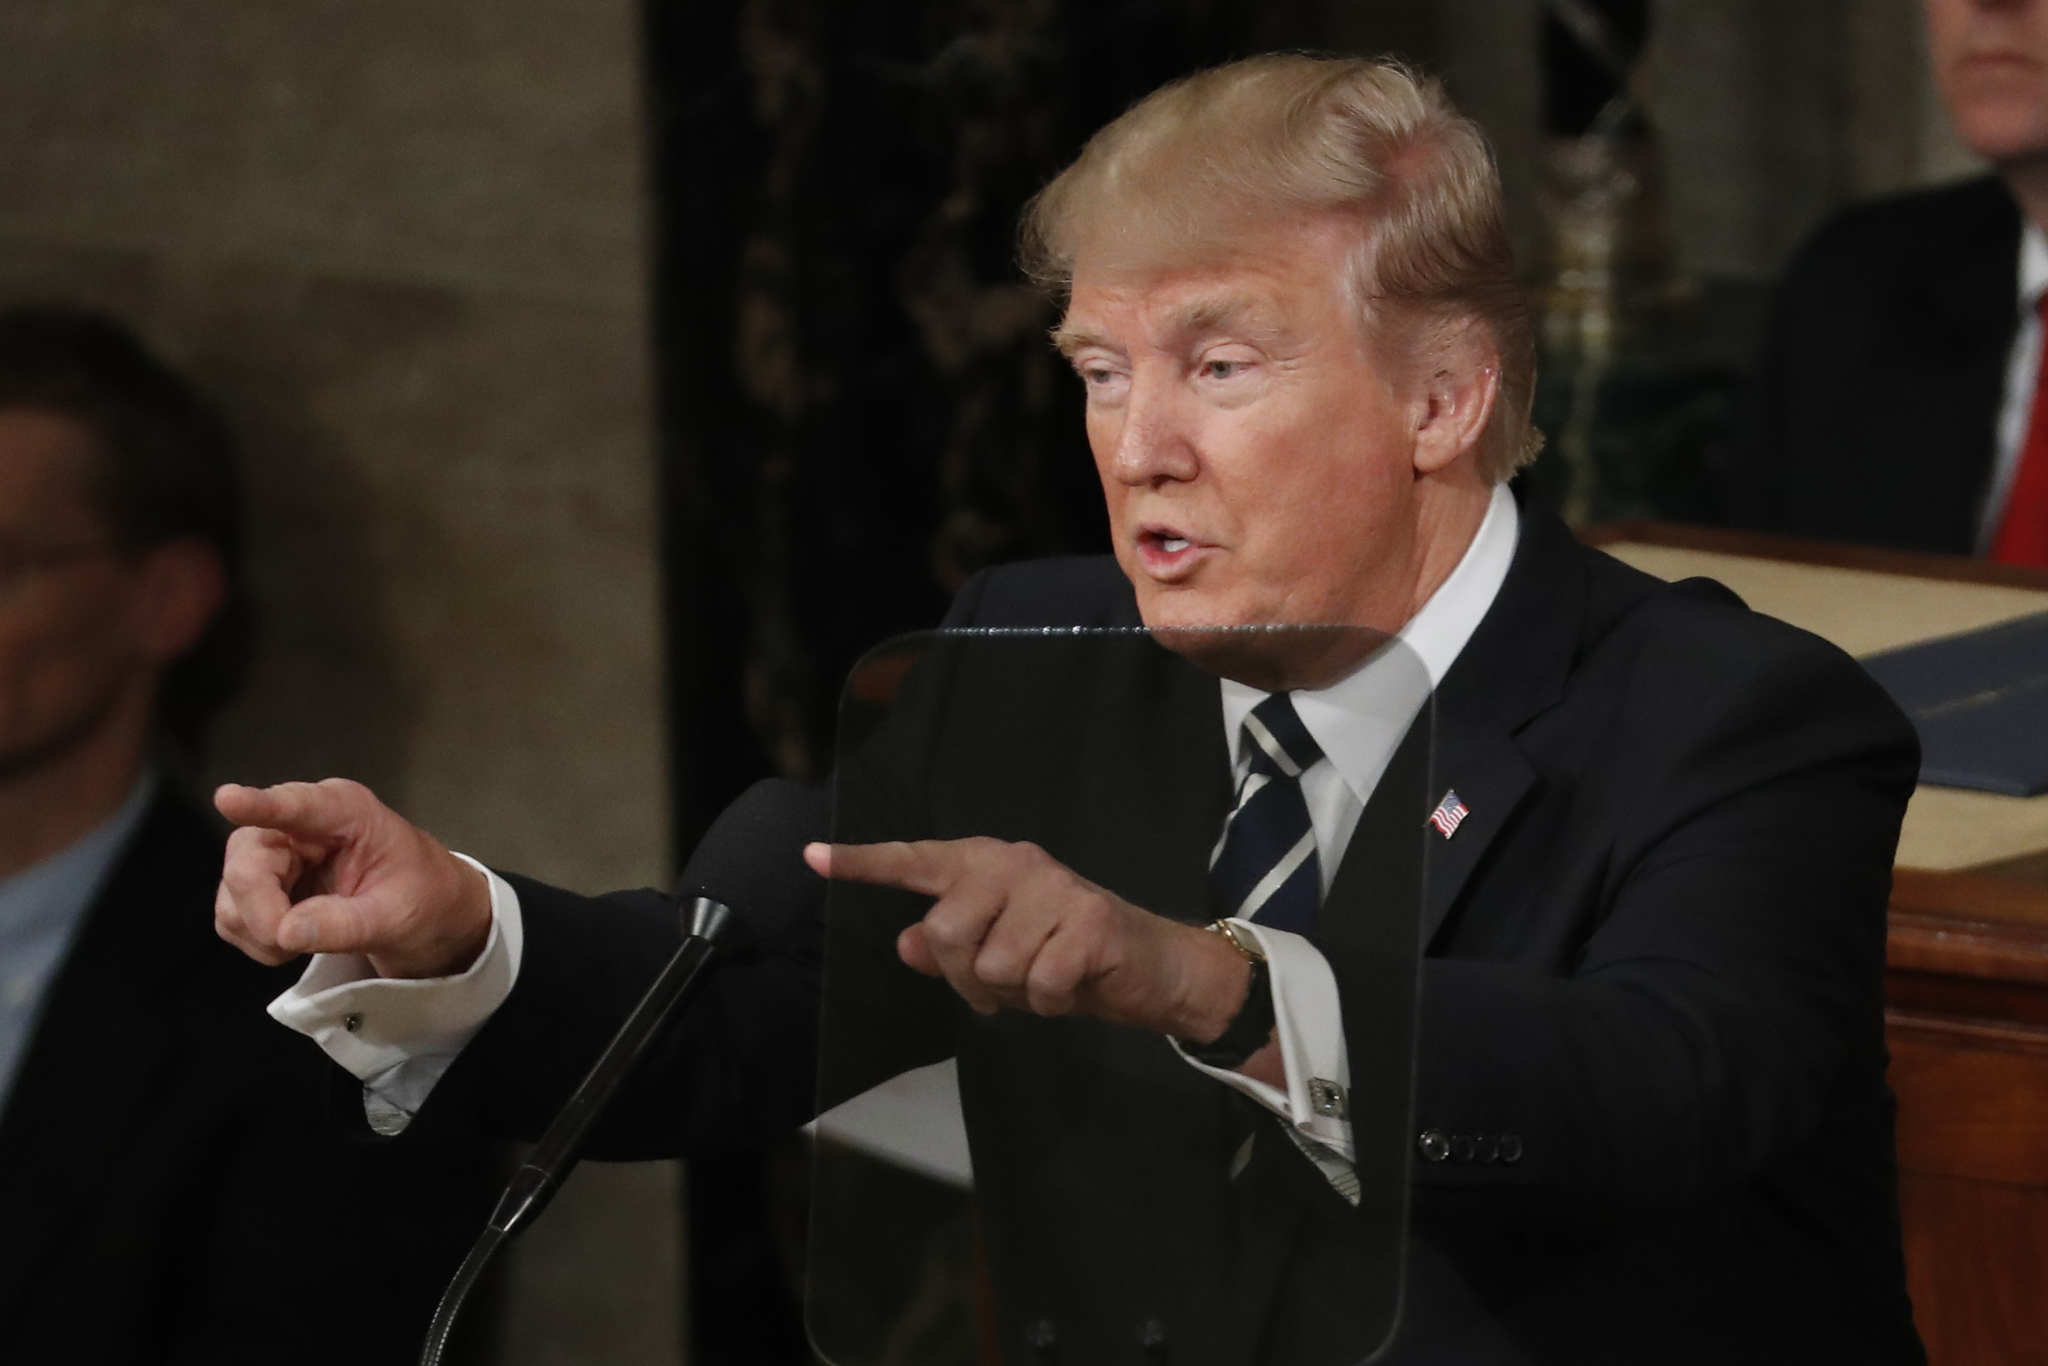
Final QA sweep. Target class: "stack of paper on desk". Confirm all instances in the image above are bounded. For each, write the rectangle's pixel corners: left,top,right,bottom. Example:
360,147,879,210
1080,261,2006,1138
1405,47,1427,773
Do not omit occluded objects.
1862,611,2048,797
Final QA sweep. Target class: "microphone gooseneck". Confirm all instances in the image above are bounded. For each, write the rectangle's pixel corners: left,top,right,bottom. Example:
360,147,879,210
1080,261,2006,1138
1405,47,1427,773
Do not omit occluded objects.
418,779,829,1366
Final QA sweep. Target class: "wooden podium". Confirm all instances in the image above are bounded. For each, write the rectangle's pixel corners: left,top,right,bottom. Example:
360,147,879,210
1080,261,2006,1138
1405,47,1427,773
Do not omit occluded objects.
1586,524,2048,1366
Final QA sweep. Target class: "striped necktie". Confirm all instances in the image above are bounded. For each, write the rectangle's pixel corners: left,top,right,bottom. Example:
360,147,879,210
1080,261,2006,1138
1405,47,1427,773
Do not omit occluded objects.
1210,693,1324,934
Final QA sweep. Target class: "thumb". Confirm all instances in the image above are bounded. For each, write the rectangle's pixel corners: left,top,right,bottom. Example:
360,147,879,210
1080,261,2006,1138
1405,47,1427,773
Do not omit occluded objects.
274,891,392,957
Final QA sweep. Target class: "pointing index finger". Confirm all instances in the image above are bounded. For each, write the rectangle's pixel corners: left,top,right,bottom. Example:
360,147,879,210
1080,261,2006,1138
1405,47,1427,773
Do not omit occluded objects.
807,840,962,896
213,780,355,843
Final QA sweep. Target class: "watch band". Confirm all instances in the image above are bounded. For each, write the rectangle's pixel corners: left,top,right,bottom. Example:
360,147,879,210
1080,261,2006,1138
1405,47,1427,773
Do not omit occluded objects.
1208,916,1266,964
1178,923,1277,1069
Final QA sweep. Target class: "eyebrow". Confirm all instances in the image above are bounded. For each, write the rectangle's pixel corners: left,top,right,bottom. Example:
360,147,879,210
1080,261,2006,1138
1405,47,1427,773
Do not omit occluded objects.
1167,294,1261,341
1052,292,1279,360
1051,324,1111,359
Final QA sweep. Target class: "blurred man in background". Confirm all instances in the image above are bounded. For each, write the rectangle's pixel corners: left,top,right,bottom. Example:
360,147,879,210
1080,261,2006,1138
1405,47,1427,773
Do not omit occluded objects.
1727,0,2048,562
0,306,493,1363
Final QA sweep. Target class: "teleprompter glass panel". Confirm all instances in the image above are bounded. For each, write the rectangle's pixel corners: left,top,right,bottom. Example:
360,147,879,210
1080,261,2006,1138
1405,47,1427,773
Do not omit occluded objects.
808,627,1432,1366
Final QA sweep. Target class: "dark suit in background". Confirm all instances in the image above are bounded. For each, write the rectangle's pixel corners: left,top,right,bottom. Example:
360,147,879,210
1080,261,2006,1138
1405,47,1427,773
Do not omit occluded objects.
0,790,498,1364
1724,175,2022,554
398,497,1922,1364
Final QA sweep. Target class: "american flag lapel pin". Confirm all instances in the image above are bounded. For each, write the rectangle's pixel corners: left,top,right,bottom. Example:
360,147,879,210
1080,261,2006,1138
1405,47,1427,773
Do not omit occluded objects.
1428,789,1470,839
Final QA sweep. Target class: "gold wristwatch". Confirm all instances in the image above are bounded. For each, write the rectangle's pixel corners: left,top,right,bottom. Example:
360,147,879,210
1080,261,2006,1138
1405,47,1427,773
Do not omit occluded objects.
1206,917,1268,963
1181,918,1275,1068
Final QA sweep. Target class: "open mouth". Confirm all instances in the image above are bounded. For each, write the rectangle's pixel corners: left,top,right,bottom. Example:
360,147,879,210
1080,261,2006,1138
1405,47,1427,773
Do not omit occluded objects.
1134,526,1209,577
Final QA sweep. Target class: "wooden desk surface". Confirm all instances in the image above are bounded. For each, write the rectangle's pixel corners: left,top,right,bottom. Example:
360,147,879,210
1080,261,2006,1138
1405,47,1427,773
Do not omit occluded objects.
1586,524,2048,873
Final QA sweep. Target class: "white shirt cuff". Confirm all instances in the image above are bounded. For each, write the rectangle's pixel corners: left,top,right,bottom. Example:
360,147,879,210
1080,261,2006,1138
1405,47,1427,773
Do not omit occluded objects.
267,855,525,1130
1170,920,1354,1162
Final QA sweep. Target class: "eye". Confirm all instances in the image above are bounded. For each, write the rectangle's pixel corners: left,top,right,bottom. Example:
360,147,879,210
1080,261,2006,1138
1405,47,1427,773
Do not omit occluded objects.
1072,358,1129,401
1200,357,1250,380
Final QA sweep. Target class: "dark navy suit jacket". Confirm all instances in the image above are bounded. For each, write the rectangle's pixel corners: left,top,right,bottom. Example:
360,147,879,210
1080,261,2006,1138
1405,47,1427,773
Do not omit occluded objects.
432,500,1925,1364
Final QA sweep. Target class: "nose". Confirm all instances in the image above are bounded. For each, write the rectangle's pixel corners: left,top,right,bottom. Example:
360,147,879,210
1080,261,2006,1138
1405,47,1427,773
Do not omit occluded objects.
1104,366,1200,489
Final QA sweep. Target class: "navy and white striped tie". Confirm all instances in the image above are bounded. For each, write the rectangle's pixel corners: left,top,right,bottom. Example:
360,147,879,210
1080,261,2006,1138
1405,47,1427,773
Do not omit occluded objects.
1210,693,1324,934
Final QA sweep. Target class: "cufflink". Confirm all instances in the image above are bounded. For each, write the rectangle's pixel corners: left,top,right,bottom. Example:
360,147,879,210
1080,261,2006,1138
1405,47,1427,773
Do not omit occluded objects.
344,1012,363,1034
1309,1078,1348,1119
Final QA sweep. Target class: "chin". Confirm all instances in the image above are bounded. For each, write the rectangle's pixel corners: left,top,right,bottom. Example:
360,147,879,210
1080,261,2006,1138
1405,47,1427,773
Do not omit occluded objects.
1144,615,1385,691
1133,582,1250,633
1952,101,2048,160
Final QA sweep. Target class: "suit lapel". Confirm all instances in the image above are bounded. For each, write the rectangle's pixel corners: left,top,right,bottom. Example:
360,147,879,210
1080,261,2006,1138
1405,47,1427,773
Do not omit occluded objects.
0,798,211,1320
1334,497,1588,949
1415,726,1537,946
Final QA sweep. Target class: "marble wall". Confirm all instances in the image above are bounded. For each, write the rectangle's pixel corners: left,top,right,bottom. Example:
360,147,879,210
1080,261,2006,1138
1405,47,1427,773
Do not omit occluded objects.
0,3,680,1363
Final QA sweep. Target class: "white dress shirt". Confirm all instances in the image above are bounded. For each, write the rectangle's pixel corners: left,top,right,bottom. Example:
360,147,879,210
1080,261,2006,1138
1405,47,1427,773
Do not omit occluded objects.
1171,483,1518,1185
273,484,1520,1148
1977,221,2048,551
268,853,523,1135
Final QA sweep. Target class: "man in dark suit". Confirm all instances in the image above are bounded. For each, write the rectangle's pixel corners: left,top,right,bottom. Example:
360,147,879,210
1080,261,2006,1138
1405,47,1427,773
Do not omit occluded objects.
216,56,1925,1363
0,306,494,1362
1726,0,2048,560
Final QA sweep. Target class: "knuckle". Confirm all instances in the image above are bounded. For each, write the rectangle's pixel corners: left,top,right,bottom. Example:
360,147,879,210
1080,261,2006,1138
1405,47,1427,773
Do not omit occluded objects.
974,946,1020,987
220,859,275,899
223,826,269,858
319,776,376,818
927,918,974,953
1025,965,1076,1016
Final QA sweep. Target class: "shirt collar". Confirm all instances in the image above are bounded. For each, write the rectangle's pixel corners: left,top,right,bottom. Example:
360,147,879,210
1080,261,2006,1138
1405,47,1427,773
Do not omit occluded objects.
1219,481,1521,805
2021,220,2048,312
0,771,157,951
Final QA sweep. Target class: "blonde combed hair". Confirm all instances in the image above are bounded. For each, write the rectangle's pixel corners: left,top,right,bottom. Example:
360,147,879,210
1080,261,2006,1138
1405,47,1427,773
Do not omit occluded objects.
1020,54,1539,482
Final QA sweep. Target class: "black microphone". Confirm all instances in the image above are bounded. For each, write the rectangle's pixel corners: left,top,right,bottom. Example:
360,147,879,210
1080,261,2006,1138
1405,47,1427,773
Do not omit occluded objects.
419,778,830,1366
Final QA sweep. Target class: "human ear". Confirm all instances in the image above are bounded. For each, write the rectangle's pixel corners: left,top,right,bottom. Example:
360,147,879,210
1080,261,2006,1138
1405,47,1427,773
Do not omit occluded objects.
131,539,226,664
1411,321,1500,476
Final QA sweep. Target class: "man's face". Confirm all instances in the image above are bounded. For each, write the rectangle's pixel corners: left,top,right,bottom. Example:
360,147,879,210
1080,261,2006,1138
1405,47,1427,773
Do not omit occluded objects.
1927,0,2048,162
1058,218,1434,652
0,409,157,778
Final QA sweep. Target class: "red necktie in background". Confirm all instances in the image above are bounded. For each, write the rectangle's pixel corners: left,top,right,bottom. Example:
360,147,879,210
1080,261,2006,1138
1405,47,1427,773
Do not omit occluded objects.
1991,295,2048,567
